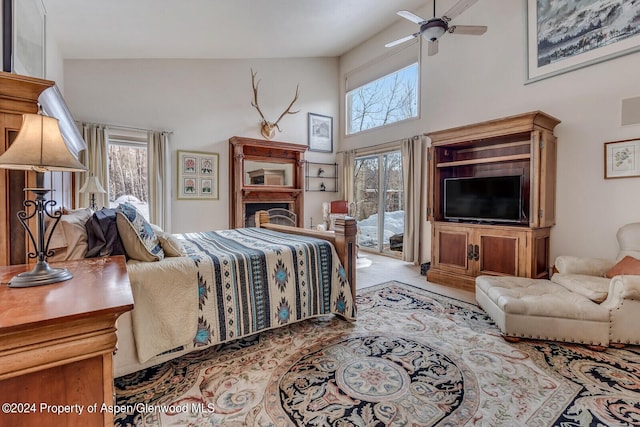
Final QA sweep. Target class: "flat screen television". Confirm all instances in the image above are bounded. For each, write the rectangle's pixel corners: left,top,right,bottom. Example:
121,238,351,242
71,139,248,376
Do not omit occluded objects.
444,175,523,223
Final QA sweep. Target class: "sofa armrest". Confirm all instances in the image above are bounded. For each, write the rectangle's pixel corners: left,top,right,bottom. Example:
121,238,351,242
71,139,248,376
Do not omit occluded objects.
601,275,640,311
554,256,615,276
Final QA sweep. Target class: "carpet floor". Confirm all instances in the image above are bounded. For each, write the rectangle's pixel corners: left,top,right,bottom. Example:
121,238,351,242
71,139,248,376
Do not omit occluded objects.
115,281,640,426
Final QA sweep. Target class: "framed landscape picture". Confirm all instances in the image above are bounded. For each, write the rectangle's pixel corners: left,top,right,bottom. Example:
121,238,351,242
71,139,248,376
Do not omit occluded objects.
308,113,333,152
604,138,640,179
526,0,640,83
177,150,219,199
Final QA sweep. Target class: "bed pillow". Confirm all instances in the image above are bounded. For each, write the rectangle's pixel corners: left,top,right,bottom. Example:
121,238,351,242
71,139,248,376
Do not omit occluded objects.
605,256,640,278
46,208,92,262
116,203,164,262
148,223,186,257
157,232,187,257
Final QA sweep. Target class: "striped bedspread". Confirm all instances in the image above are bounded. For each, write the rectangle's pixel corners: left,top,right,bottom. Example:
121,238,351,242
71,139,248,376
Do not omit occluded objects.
127,227,355,362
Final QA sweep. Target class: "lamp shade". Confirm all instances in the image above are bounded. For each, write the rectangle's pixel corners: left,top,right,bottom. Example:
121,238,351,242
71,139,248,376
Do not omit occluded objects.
79,175,106,194
0,114,87,172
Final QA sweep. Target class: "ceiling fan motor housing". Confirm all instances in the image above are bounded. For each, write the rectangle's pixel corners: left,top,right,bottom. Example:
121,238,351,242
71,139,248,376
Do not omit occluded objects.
421,18,448,41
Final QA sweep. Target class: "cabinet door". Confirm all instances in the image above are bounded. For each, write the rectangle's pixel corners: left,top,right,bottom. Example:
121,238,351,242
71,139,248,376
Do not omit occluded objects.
476,228,526,277
432,224,473,275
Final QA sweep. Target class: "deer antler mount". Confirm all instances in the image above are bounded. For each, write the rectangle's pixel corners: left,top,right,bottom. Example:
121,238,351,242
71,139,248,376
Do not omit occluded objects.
250,69,300,140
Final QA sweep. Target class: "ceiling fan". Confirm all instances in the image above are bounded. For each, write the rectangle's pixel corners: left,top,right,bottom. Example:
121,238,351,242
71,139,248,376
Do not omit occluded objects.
385,0,487,56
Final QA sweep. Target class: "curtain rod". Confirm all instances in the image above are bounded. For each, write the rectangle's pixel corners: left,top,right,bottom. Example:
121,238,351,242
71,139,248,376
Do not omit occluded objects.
79,120,173,135
336,135,421,155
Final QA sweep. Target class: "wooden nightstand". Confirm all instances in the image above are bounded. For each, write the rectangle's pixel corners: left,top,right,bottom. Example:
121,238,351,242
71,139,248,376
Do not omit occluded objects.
0,256,133,427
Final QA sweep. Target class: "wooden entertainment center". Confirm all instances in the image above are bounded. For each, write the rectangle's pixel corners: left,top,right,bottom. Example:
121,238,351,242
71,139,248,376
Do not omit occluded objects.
426,111,561,291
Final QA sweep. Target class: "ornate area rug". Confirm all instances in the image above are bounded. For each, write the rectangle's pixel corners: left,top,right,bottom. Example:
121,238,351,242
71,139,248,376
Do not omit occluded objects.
114,281,640,426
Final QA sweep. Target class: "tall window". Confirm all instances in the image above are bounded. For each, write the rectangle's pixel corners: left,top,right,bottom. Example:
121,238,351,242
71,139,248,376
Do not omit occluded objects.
353,150,404,255
107,132,150,220
346,63,419,135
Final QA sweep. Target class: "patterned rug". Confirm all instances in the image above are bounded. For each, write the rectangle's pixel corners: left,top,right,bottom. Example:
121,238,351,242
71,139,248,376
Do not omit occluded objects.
114,281,640,426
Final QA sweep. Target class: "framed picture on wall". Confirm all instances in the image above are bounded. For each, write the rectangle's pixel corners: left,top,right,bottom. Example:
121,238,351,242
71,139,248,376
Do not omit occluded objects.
308,113,333,153
9,0,46,78
177,150,219,199
526,0,640,83
604,138,640,179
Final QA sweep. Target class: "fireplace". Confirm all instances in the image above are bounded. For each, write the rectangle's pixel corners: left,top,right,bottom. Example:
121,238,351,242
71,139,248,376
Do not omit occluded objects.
229,136,306,229
244,202,291,227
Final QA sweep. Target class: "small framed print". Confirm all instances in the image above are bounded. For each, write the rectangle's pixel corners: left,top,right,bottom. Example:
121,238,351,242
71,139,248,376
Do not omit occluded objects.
177,150,219,199
308,113,333,153
604,139,640,179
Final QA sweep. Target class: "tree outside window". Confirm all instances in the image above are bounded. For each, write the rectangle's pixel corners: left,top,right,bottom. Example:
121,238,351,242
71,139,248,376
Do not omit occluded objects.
346,63,419,135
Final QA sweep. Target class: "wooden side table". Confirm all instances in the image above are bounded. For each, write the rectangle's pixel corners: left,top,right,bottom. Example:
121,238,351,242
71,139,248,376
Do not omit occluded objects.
0,256,133,427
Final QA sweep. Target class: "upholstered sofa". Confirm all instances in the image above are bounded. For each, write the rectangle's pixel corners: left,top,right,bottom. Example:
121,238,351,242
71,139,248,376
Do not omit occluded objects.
476,223,640,347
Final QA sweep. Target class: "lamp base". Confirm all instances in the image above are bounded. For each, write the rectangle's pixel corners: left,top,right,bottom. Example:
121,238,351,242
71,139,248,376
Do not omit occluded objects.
8,260,73,288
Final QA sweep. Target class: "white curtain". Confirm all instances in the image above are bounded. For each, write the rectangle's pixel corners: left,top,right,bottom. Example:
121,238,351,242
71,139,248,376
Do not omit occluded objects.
340,150,355,203
77,123,108,210
401,136,425,264
148,131,170,231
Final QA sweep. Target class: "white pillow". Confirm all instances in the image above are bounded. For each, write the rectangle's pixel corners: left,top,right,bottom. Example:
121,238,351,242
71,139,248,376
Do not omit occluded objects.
46,208,92,262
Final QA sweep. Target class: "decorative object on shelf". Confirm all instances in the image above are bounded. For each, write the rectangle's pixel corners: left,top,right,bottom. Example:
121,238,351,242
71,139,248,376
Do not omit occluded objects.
250,69,300,139
2,0,46,77
177,150,219,200
526,0,640,83
308,113,333,152
0,113,86,287
604,138,640,179
305,161,338,192
79,175,106,210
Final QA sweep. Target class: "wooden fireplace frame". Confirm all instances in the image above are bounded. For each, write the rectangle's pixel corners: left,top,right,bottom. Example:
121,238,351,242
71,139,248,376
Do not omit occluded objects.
229,136,306,229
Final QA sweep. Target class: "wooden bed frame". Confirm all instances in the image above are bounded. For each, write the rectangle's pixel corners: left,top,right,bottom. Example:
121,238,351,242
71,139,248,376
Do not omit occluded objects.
256,210,358,302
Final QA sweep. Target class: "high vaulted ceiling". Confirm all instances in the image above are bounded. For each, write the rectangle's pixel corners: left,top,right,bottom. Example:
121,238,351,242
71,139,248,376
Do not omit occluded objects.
43,0,429,59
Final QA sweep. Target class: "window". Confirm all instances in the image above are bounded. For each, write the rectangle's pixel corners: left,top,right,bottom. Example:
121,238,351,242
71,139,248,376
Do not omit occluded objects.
346,62,419,135
107,131,150,220
353,150,404,255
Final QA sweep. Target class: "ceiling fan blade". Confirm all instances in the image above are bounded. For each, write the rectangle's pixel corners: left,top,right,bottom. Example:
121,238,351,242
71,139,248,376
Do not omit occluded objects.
397,10,427,25
449,25,487,35
385,33,419,48
427,40,439,56
441,0,479,21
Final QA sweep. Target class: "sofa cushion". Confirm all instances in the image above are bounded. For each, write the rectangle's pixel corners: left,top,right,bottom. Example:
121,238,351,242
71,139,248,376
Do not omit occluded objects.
551,273,610,303
605,255,640,278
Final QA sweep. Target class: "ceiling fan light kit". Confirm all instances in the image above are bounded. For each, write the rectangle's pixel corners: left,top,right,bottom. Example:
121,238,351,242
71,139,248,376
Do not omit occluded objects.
387,0,487,55
421,19,448,42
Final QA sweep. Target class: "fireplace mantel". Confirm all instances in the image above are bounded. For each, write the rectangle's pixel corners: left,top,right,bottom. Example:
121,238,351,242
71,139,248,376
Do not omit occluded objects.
229,136,307,228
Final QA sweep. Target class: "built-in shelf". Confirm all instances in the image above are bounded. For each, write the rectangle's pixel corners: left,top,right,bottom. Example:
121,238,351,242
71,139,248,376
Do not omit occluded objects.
305,162,338,192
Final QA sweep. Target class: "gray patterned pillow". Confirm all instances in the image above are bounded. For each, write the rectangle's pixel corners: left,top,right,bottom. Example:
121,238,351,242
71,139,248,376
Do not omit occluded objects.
116,203,164,262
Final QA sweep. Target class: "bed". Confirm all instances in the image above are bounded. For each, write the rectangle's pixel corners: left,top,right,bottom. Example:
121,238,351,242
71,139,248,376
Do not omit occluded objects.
112,210,358,377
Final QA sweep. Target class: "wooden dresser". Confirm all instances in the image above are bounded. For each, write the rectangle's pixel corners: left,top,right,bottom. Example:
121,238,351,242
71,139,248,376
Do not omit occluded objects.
0,256,133,427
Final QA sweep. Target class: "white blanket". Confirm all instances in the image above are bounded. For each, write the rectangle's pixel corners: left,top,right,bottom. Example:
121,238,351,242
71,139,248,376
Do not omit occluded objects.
126,257,199,362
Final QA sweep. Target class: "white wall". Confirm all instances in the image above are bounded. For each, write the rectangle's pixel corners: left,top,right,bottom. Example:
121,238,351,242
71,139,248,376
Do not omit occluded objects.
339,0,640,261
63,58,339,233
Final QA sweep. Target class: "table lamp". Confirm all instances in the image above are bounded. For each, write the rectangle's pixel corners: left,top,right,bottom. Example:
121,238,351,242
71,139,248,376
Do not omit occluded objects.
79,175,106,211
0,113,87,287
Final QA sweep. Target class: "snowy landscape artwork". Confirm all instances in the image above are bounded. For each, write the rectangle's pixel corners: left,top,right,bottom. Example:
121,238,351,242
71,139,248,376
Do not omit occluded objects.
527,0,640,82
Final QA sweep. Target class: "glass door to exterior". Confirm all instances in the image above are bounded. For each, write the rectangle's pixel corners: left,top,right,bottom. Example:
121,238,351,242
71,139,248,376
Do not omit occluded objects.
353,150,404,256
